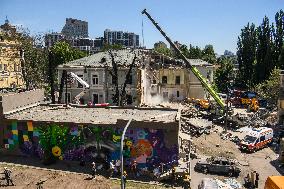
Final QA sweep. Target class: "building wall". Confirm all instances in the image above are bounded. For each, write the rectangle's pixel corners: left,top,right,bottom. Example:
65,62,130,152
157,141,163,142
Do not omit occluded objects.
0,119,179,168
0,38,24,88
0,89,44,115
104,29,139,48
142,65,214,104
58,67,140,105
188,66,214,99
62,18,88,38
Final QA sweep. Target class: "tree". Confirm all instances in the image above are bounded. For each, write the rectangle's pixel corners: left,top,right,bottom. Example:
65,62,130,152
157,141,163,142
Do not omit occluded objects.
16,31,48,90
274,10,284,68
154,46,173,57
237,23,258,89
256,68,280,106
280,44,284,66
202,45,217,64
188,45,202,59
214,57,234,93
49,41,87,103
107,50,138,106
102,44,123,51
255,16,274,84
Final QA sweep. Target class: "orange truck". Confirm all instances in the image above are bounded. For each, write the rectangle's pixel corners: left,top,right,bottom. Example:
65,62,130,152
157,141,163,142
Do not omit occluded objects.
264,176,284,189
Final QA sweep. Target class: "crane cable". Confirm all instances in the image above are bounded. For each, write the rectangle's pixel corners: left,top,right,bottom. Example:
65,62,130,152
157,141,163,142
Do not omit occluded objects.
141,17,145,48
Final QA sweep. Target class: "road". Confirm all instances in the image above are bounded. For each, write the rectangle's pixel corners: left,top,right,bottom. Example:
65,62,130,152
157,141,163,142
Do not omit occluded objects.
190,147,282,189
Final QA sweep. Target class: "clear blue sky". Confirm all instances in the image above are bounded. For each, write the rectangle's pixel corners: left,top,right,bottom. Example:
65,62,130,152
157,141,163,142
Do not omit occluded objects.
0,0,283,54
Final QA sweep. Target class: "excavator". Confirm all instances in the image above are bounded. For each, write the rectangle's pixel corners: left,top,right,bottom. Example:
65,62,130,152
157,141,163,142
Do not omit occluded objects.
142,9,227,114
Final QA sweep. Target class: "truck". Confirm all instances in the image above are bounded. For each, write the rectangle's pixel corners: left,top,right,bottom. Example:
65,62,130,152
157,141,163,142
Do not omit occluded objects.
264,176,284,189
240,127,273,152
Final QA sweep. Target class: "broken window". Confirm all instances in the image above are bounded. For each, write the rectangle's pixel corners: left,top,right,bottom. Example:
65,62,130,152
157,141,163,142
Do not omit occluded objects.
93,93,99,104
176,76,180,85
92,74,99,85
162,76,167,84
177,91,180,97
152,79,156,84
4,64,7,71
126,74,132,84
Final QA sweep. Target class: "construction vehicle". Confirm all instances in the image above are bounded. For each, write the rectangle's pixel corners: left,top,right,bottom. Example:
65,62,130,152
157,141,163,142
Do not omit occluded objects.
264,176,284,189
248,98,259,112
142,9,226,113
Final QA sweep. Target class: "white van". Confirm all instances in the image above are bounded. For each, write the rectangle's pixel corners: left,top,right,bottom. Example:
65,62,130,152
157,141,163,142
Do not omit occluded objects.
240,127,273,152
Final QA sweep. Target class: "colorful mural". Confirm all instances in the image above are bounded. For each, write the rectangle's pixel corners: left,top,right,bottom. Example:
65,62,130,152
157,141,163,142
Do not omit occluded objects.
3,121,178,169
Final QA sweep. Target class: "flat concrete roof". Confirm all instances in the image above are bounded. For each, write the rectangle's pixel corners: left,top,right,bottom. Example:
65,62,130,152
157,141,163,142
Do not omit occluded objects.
4,105,178,124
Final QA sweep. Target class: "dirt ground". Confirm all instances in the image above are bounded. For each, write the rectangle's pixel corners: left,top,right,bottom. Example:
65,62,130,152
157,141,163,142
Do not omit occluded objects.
0,159,170,189
191,129,283,189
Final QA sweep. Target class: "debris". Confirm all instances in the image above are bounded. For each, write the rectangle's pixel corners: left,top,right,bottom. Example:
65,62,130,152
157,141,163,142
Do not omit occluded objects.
223,178,242,189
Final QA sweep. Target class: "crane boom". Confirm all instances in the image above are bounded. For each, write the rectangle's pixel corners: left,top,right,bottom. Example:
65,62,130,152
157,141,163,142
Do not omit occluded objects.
142,9,225,109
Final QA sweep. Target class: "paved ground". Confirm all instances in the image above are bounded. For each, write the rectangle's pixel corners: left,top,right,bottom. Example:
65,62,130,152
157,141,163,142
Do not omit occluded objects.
190,134,283,189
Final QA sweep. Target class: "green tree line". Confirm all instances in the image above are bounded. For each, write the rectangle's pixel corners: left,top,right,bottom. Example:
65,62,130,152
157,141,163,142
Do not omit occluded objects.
237,9,284,89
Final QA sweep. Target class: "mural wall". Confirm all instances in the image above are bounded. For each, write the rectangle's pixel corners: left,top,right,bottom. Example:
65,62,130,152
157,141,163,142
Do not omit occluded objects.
2,120,178,168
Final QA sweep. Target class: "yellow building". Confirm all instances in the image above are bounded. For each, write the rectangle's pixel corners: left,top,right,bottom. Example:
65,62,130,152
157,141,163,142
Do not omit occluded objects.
0,19,24,89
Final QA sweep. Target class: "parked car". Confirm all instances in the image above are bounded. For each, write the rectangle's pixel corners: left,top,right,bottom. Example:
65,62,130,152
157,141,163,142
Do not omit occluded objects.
194,157,241,177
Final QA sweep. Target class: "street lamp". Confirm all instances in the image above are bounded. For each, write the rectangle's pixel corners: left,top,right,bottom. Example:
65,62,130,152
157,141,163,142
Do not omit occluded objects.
120,118,133,189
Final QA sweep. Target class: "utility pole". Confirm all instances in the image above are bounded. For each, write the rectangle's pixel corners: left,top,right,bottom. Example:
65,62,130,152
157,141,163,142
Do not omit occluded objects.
120,119,132,189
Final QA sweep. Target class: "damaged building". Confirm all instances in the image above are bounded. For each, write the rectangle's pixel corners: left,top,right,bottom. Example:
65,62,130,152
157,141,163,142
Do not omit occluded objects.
57,49,146,106
0,90,182,169
141,53,214,105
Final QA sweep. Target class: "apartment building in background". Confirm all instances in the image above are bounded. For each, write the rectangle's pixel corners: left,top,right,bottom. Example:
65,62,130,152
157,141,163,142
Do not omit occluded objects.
104,29,139,48
61,18,88,39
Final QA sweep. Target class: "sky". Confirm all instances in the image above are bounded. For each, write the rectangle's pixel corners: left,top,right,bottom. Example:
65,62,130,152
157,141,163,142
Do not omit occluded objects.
0,0,283,55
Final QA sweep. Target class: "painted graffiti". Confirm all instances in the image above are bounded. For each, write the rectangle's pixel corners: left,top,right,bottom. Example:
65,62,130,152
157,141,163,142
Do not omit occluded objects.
3,121,178,169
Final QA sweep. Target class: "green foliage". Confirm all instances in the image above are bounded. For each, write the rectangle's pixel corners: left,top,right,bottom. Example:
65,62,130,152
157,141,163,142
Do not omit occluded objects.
51,41,87,66
237,23,258,89
188,45,202,59
237,9,284,89
214,57,234,93
202,45,217,64
102,44,123,51
280,44,284,66
17,32,48,90
256,68,280,106
154,46,173,57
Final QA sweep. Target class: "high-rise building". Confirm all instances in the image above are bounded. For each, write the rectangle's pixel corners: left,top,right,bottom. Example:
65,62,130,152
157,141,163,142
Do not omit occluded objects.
104,29,139,48
62,18,88,38
44,32,65,48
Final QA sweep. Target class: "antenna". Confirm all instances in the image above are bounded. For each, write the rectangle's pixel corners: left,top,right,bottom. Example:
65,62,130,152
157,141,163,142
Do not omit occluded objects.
141,17,145,48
